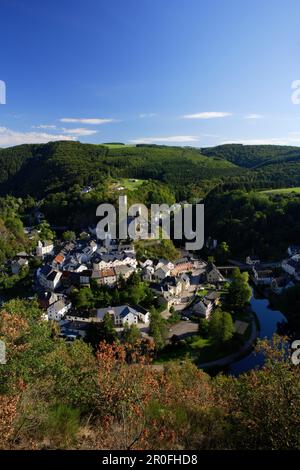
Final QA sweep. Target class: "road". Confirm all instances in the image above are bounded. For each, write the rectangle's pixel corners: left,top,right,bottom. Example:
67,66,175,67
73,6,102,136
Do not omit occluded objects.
167,320,199,340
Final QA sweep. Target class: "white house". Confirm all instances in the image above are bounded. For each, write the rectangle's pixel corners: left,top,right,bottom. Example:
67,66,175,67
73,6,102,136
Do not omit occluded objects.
156,259,174,271
192,298,214,318
47,299,72,321
153,265,171,282
96,305,150,327
38,266,62,291
161,276,184,297
92,253,137,270
114,265,135,280
205,263,225,284
81,241,98,263
141,265,155,282
192,292,220,318
180,273,190,290
81,186,93,194
99,268,117,286
139,259,153,269
36,240,54,257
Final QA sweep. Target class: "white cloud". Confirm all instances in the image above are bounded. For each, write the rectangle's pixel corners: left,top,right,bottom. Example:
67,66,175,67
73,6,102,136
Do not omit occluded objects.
60,117,116,124
32,124,57,129
244,114,264,120
62,127,98,136
181,111,232,119
129,135,200,144
0,127,75,147
139,113,157,118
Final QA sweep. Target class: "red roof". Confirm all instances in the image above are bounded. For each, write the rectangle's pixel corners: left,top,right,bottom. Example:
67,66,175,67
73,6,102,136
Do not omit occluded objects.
54,253,65,264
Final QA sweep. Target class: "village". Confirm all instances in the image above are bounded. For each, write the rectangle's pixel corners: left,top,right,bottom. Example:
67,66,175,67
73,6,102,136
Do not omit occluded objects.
7,219,300,358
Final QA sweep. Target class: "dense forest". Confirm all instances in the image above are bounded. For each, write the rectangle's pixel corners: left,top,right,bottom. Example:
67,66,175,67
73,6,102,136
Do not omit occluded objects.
1,141,300,202
204,189,300,259
201,143,300,168
0,140,300,251
0,141,241,200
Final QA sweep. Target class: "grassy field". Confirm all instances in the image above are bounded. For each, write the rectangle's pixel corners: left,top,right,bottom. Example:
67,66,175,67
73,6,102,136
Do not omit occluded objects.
110,177,146,191
261,187,300,195
102,143,135,149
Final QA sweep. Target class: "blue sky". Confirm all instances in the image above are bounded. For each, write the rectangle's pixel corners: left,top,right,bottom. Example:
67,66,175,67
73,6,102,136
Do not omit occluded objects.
1,0,300,147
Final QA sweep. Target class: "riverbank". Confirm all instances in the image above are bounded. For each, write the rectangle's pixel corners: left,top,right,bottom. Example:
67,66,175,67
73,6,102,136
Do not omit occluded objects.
154,305,258,367
198,315,258,369
229,293,288,375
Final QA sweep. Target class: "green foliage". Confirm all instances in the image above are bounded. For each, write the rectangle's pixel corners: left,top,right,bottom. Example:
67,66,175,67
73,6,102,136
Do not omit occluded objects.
198,318,210,337
216,241,230,263
202,143,300,168
0,196,32,264
62,230,76,241
97,313,118,344
37,220,54,241
45,405,80,447
72,273,156,310
272,283,300,332
149,308,168,350
226,269,252,311
205,189,300,258
0,142,243,202
122,323,141,345
135,238,179,262
0,299,55,392
2,142,300,205
167,310,181,324
208,309,235,344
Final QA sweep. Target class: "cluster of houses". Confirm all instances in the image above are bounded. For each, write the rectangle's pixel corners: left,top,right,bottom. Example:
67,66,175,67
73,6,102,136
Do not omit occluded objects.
36,237,137,293
32,228,229,340
11,218,300,344
35,236,142,330
189,262,225,319
247,245,300,294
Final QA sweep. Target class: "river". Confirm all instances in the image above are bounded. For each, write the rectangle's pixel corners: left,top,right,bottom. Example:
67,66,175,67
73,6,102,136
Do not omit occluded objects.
229,292,287,375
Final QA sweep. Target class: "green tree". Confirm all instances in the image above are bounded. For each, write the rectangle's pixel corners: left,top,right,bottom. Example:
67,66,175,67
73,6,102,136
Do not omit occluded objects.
226,268,252,311
122,323,141,345
209,309,234,343
149,308,167,350
98,313,118,344
62,230,76,242
216,241,230,263
198,318,210,338
72,287,95,309
38,220,54,241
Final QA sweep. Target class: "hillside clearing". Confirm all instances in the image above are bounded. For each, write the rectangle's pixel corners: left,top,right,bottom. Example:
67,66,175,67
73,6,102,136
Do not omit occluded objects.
261,187,300,194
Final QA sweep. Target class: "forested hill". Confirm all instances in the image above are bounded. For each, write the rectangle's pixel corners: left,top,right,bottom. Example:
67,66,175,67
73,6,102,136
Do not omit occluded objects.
0,141,243,198
1,141,300,199
201,143,300,168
